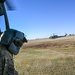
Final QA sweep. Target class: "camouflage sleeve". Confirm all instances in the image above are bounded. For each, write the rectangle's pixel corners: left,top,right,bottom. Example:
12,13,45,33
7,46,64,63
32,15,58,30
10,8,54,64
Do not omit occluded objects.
0,55,18,75
0,52,8,75
3,54,18,75
0,55,4,75
0,45,18,75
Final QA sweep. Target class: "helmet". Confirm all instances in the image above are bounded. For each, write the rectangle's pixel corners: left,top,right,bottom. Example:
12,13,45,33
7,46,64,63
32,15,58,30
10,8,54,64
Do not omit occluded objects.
1,29,27,55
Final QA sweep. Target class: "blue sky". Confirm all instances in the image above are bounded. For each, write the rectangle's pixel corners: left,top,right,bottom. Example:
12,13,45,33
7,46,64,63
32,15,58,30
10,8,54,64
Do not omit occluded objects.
0,0,75,39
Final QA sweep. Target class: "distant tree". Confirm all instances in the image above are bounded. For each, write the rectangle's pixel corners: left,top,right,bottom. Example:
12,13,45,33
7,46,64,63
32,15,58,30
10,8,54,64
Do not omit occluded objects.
69,34,75,36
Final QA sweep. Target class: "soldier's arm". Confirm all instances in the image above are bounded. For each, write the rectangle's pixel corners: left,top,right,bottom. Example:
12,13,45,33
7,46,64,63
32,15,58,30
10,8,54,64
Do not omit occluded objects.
3,55,18,75
2,57,9,75
0,56,4,75
0,46,10,75
0,54,8,75
0,46,18,75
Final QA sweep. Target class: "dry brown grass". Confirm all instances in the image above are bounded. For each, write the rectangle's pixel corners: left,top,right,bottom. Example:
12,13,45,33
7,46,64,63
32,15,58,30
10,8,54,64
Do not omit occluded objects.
23,36,75,49
14,36,75,75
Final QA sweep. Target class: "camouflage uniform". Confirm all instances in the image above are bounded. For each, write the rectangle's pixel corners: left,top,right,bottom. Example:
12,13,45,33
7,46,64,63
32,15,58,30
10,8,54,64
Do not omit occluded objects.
0,44,18,75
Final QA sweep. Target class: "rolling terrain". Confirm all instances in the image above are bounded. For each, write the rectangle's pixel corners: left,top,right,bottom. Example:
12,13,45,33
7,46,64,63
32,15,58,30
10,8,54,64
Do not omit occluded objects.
23,36,75,49
14,36,75,75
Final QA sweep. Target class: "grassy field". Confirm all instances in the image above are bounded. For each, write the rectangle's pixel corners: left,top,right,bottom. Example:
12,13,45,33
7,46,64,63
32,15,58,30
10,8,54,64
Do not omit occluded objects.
14,36,75,75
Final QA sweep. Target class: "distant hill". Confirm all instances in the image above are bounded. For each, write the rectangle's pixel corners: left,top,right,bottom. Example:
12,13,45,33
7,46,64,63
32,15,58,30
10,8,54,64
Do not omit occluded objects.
22,36,75,49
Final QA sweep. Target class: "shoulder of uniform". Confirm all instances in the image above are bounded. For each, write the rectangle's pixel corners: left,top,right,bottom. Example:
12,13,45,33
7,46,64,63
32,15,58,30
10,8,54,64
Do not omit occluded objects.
0,44,13,58
0,44,7,51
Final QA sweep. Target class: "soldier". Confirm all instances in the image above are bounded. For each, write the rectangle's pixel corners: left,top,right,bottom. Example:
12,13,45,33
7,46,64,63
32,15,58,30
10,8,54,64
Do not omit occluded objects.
0,43,18,75
0,29,27,75
0,0,27,74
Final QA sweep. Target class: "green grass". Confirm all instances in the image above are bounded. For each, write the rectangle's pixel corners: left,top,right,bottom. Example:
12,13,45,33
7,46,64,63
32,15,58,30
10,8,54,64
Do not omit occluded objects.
14,47,75,75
